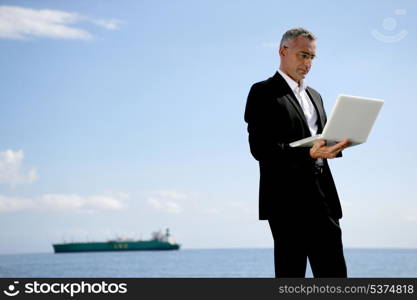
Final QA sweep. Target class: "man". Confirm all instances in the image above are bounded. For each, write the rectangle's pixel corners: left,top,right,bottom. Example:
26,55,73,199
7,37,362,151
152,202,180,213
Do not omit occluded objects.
244,28,350,278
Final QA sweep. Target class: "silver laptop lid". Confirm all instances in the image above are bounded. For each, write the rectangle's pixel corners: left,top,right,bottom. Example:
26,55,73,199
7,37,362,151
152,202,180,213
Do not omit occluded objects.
321,94,384,145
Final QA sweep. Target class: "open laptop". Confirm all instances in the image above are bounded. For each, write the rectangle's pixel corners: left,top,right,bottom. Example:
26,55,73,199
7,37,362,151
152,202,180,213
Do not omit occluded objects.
290,94,384,147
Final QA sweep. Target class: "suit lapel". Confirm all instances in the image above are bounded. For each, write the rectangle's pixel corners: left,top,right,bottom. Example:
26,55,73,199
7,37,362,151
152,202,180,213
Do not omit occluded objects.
272,72,326,134
284,92,309,128
272,72,310,132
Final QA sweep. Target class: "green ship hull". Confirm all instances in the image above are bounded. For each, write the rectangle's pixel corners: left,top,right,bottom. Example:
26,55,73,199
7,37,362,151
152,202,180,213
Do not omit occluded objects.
53,240,180,253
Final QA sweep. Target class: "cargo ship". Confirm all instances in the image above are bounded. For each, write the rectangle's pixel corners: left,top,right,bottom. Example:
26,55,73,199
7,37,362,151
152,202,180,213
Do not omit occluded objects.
53,228,180,253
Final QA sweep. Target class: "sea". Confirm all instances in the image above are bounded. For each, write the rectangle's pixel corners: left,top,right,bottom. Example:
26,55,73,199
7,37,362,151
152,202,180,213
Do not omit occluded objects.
0,248,416,278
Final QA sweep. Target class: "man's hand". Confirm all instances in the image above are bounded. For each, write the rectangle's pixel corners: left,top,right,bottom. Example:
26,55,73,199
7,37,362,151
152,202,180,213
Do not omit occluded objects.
310,139,351,159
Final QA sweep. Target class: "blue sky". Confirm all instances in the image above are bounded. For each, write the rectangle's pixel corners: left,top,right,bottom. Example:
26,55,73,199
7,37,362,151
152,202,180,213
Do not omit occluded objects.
0,0,416,254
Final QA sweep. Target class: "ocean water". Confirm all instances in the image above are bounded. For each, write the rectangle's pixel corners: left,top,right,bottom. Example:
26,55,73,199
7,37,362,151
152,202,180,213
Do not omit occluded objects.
0,248,416,278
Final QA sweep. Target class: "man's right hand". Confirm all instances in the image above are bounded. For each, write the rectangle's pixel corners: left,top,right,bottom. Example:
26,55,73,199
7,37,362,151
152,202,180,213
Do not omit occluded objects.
310,139,351,159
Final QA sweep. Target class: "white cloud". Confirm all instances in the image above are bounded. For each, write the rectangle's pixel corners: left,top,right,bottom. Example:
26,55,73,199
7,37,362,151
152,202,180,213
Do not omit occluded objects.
146,190,187,214
147,197,182,214
404,215,417,222
153,190,188,200
0,5,121,40
0,195,34,212
0,193,126,213
0,149,38,187
89,18,122,30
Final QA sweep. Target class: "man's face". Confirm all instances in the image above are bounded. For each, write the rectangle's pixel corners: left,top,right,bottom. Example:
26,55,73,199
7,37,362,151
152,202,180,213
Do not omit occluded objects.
279,36,316,84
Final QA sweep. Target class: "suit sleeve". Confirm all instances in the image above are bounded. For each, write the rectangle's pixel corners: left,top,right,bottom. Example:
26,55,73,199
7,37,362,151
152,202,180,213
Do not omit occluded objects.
244,84,313,162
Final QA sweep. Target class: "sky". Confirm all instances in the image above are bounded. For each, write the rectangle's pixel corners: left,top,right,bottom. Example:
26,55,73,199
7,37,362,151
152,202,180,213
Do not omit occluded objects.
0,0,416,254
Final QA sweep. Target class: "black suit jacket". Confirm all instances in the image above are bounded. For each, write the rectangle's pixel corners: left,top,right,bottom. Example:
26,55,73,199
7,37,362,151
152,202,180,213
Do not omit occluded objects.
244,72,342,220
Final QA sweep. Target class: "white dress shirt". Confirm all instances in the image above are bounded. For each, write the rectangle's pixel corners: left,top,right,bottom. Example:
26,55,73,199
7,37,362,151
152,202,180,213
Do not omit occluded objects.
277,69,318,136
278,69,323,166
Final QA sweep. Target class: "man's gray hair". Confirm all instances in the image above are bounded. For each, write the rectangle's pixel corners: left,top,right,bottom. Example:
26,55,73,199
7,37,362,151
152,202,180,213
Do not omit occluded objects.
279,28,317,48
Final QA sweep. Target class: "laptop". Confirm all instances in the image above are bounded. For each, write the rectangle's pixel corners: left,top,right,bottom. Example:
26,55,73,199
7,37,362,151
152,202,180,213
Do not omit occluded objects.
289,94,384,147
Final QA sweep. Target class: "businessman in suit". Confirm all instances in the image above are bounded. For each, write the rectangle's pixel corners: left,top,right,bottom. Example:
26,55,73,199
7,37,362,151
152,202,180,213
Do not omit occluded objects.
244,28,350,278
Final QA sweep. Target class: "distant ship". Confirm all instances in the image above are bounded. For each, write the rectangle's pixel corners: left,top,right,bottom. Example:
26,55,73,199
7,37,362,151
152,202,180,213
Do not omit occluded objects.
53,228,180,253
